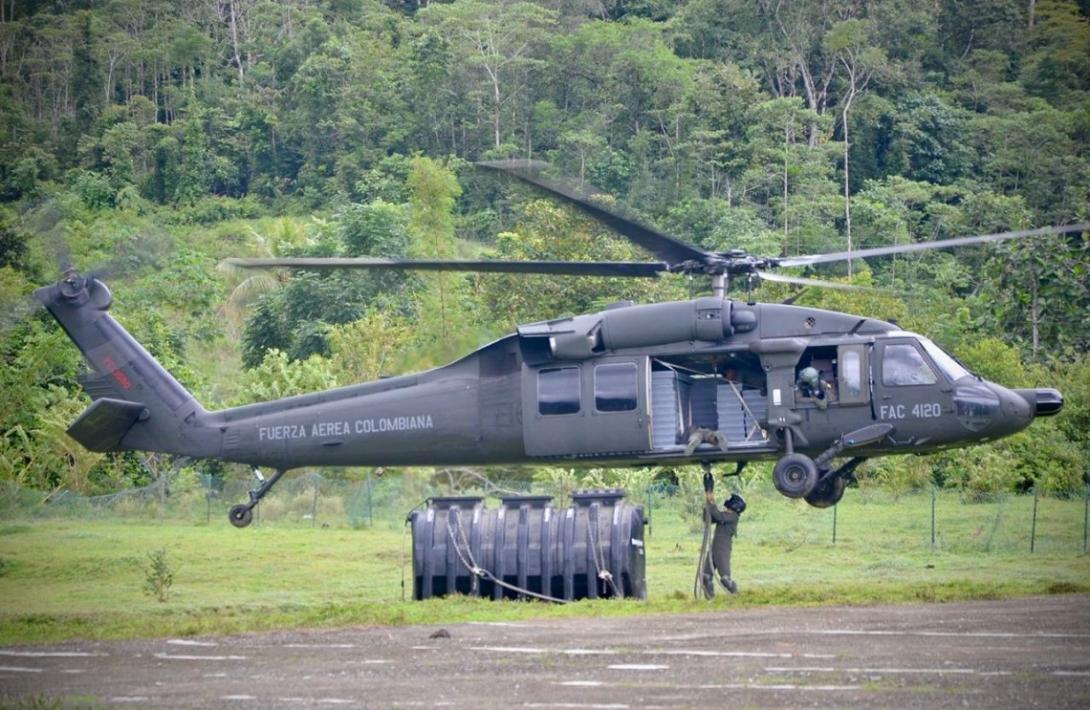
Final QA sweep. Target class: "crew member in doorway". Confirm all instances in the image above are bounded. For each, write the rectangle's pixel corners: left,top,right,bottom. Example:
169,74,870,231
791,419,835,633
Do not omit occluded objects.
797,366,832,410
701,472,745,597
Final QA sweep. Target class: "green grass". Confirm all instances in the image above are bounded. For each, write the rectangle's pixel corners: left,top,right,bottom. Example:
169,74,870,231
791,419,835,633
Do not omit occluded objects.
0,489,1088,645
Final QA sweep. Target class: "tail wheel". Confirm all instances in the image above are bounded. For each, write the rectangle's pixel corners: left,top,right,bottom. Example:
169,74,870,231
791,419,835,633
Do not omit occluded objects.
804,475,847,509
229,504,254,528
773,454,819,498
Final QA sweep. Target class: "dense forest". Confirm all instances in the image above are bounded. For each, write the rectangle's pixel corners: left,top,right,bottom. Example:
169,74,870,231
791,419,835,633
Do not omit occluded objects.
0,0,1088,497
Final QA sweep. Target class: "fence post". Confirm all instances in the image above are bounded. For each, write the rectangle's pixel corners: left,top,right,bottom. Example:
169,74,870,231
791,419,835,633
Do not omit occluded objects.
1030,487,1039,553
930,488,936,549
832,502,838,545
366,472,374,527
1083,487,1088,554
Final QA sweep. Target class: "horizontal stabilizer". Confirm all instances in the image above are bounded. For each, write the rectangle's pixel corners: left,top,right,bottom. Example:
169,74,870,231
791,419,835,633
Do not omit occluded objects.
67,398,147,452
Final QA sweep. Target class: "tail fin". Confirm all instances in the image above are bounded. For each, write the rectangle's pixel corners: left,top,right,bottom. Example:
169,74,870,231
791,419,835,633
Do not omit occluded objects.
34,272,215,458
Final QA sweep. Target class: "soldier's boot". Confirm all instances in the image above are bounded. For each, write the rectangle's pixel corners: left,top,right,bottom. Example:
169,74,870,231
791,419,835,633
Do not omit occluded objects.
701,574,716,599
719,576,738,594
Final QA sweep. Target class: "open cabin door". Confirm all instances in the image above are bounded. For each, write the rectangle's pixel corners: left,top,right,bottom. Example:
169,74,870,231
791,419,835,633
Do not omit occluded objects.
649,355,772,453
522,357,652,457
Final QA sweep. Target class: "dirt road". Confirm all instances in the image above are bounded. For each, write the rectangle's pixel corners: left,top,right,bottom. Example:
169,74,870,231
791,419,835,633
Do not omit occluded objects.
2,595,1089,708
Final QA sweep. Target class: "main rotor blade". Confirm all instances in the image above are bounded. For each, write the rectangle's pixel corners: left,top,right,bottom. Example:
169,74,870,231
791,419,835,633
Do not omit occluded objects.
778,223,1090,268
756,271,887,292
222,257,669,278
477,160,710,266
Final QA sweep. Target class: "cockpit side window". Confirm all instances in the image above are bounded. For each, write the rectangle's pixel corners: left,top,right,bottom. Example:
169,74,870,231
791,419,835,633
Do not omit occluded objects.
882,344,937,386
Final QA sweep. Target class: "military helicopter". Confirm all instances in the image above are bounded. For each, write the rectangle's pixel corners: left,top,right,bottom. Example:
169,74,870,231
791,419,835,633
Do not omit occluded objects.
34,161,1080,527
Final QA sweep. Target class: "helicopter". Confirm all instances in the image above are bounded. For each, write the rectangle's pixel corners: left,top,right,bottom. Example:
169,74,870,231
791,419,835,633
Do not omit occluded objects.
34,161,1080,527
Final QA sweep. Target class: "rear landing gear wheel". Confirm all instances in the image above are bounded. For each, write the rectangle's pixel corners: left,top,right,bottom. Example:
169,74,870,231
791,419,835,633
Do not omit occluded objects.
804,474,847,509
773,453,819,498
229,504,253,528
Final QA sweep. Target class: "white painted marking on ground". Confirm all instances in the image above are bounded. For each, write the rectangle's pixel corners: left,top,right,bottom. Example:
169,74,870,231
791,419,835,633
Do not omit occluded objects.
470,645,546,654
802,653,837,659
221,694,256,701
283,643,356,649
412,646,439,651
362,659,390,664
811,629,1090,639
804,685,861,691
647,649,790,658
155,652,247,661
109,697,150,703
1053,670,1090,677
0,665,42,673
562,648,617,655
277,698,308,703
167,639,218,647
62,669,85,674
767,665,977,675
558,681,607,687
203,672,228,678
318,698,356,704
698,683,860,691
979,671,1013,676
468,621,533,628
607,664,669,671
524,704,629,709
0,650,107,657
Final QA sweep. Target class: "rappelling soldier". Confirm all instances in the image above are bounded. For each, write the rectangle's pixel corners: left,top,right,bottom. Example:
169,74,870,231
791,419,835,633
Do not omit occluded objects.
701,472,745,598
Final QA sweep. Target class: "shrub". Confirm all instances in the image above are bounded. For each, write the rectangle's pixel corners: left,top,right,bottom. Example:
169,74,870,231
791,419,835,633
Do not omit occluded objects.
143,548,175,602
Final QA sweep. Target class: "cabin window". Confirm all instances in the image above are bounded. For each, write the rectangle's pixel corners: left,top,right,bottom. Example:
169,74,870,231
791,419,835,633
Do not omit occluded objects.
538,367,581,415
882,344,937,386
837,344,868,404
594,362,638,412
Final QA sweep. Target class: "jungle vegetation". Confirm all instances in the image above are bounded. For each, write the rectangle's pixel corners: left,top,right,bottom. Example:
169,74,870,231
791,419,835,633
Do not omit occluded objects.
0,0,1088,498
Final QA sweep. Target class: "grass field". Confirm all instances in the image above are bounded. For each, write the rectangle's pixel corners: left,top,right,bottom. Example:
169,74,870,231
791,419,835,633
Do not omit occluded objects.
1,488,1088,645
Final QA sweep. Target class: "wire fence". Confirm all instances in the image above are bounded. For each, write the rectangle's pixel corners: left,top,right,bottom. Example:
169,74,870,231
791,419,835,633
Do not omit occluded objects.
0,473,1087,556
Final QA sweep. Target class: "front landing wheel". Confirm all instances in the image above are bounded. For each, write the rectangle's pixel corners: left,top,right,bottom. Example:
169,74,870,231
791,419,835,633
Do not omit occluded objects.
229,504,254,528
773,453,819,498
804,474,847,509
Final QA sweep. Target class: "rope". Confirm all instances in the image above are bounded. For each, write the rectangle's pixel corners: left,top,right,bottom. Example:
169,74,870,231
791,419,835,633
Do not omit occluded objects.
723,379,767,442
693,504,713,600
585,516,622,598
446,516,570,605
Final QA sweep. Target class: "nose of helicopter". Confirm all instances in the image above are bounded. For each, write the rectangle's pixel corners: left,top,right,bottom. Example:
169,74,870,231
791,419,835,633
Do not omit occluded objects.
1015,388,1064,417
955,383,1063,440
978,383,1036,439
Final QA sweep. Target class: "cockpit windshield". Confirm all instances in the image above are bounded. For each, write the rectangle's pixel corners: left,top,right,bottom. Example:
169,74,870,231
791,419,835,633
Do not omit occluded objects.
918,337,971,382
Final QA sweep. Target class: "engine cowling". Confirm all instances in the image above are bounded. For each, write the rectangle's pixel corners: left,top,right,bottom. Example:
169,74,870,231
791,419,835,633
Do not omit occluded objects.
518,298,757,361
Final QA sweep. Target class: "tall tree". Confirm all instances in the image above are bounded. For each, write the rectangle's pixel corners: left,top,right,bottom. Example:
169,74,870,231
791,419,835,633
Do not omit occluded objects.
826,18,885,275
420,0,557,152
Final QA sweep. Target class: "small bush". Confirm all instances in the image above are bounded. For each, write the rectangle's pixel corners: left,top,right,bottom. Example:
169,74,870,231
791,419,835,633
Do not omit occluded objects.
143,548,175,603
